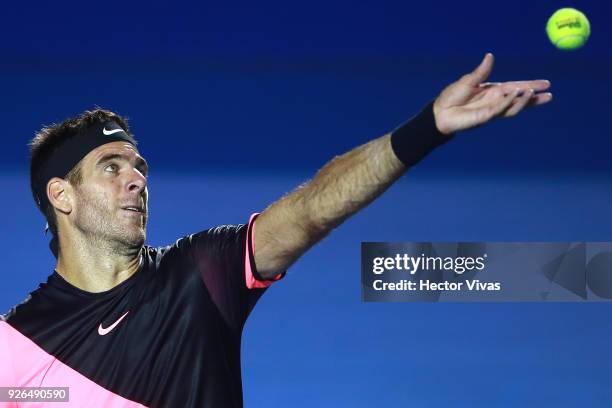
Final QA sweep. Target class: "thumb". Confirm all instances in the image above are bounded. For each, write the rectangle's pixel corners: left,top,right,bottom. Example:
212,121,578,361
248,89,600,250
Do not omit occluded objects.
463,53,494,86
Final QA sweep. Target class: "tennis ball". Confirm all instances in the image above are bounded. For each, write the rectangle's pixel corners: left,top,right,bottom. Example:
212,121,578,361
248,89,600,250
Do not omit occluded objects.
546,8,590,50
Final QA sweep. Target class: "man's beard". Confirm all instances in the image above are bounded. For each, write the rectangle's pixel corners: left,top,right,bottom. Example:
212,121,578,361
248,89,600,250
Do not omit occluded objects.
73,190,147,251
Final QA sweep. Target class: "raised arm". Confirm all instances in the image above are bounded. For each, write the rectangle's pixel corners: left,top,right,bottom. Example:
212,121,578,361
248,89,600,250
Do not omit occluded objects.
253,53,552,278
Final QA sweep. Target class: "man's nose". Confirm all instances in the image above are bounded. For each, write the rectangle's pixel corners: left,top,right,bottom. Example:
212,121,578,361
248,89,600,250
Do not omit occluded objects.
127,168,147,193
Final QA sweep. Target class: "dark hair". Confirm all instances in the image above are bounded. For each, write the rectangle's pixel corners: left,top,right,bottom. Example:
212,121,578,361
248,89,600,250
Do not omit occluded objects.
29,108,132,238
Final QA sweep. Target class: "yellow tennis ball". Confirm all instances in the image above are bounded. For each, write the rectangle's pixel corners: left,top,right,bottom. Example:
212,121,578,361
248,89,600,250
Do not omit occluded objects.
546,8,590,50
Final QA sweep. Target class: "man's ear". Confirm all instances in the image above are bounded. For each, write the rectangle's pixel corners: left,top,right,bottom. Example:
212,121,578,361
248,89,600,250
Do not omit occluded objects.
47,177,73,215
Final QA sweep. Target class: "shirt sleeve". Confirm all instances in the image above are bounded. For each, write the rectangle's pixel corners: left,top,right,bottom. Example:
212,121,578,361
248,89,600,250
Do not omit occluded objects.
244,213,284,288
185,214,286,330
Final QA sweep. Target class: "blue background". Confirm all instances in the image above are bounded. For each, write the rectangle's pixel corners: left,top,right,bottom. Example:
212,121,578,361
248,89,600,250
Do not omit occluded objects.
1,0,611,406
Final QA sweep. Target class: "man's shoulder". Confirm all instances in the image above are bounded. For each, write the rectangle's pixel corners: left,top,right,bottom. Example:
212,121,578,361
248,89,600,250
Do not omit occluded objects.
1,293,34,325
152,224,247,257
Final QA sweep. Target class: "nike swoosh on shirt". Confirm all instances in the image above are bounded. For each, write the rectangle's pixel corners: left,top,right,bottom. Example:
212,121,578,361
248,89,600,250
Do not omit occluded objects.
103,127,125,136
98,311,129,336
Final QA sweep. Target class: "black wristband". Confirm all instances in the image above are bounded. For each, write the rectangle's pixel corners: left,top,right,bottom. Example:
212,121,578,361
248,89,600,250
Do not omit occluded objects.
390,100,453,167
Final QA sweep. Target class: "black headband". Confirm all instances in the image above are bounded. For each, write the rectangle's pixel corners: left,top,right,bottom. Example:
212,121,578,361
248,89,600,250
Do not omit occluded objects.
35,120,137,211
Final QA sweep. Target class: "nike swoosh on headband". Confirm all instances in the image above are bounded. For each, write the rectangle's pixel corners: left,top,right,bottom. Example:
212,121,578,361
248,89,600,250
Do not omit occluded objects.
103,127,125,136
98,311,130,336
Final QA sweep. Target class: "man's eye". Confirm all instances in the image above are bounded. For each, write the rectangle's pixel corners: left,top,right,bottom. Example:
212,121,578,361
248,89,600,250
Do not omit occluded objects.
105,164,119,172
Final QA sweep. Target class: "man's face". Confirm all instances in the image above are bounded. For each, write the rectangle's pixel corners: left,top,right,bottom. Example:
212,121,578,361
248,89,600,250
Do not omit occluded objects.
69,141,149,249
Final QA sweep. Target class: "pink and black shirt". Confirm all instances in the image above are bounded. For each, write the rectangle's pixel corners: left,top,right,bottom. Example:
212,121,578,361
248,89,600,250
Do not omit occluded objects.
1,214,284,407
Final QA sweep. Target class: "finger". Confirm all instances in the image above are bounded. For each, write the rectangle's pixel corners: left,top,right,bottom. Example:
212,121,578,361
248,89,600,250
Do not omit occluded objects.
465,85,513,110
463,53,494,86
503,91,553,117
499,79,551,94
488,87,520,118
478,82,502,88
527,92,553,107
502,89,534,117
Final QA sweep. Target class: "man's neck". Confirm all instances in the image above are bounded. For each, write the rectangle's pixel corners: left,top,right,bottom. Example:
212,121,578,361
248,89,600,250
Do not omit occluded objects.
55,234,143,293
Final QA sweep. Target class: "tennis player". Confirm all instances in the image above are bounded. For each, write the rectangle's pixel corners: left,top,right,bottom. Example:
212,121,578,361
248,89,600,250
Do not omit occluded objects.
0,53,551,407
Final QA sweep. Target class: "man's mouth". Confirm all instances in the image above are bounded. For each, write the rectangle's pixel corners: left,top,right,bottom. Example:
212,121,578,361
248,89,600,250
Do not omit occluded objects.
122,206,145,214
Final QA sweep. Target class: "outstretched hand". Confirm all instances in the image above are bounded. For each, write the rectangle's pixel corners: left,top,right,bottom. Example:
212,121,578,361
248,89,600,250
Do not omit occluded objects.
432,53,553,135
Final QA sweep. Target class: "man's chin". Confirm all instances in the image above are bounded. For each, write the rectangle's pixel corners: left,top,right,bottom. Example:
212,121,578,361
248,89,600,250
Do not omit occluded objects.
118,229,146,249
131,231,146,247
